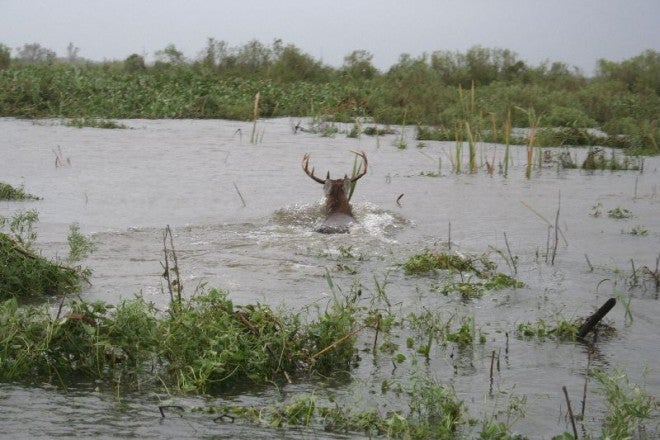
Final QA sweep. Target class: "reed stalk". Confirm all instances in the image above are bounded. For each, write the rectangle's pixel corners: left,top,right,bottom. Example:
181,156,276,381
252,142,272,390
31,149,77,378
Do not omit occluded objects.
250,91,260,144
465,121,477,173
503,109,512,177
489,113,498,143
520,107,540,179
454,122,463,173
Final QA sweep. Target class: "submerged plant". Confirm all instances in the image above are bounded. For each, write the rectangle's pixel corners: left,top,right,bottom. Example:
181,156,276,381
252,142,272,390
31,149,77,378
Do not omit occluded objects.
0,182,40,200
607,207,633,219
445,316,476,347
65,118,127,129
0,212,93,299
623,225,648,236
441,273,524,299
515,318,579,341
66,223,96,264
403,250,493,276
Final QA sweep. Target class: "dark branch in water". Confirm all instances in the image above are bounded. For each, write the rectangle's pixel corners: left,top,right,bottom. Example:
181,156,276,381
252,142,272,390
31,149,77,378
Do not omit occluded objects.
159,405,185,418
233,182,247,207
577,298,616,339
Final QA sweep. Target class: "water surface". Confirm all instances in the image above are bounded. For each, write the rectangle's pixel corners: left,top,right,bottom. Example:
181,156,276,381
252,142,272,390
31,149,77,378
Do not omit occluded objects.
1,118,658,438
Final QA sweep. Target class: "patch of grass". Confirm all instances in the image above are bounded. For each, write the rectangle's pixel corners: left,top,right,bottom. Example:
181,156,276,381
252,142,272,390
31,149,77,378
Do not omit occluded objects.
405,250,521,299
66,223,96,264
515,318,579,341
65,118,127,129
0,212,94,299
623,225,648,236
441,273,524,299
516,316,615,342
446,317,475,347
181,376,466,438
607,207,633,219
593,369,657,439
362,126,395,136
0,182,39,200
0,233,82,298
416,125,453,141
403,250,493,276
0,286,362,392
535,127,600,147
582,148,642,170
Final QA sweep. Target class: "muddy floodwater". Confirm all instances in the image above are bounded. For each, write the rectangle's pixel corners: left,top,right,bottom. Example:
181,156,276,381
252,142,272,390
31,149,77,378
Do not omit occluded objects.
1,117,659,438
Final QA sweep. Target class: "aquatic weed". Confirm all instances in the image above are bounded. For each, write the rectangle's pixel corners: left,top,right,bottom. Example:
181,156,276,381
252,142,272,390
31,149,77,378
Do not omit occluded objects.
0,232,81,298
607,207,633,219
0,182,40,200
593,369,657,439
0,213,93,299
403,250,491,276
64,118,127,129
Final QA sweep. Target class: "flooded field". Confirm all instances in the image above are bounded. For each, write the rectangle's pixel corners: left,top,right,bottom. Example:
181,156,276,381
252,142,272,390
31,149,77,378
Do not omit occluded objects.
1,117,658,438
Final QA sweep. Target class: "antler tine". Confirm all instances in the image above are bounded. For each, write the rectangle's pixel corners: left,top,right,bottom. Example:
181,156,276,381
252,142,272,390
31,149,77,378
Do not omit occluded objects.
349,150,368,182
302,153,326,184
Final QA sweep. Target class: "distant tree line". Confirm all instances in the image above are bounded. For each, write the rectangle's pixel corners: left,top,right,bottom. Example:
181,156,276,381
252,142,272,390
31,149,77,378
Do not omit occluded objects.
0,39,657,153
2,39,657,92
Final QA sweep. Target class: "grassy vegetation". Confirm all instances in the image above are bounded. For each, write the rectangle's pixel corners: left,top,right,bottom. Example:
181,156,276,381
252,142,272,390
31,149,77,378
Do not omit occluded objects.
0,286,360,393
593,369,657,439
403,249,522,299
64,117,127,129
0,182,39,200
0,211,94,299
516,316,616,342
0,41,657,154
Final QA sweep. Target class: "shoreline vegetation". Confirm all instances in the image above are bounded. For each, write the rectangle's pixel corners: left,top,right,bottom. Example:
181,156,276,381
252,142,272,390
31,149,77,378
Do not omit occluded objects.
0,40,657,155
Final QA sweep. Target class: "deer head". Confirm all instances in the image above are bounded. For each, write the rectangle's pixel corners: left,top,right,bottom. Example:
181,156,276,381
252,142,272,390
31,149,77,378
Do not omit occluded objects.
302,151,368,233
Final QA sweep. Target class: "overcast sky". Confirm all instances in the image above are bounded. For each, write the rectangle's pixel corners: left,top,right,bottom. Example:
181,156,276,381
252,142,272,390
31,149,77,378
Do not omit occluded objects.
1,0,658,75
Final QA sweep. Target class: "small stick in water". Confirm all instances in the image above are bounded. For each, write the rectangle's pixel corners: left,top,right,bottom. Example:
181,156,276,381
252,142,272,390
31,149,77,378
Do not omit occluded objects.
233,182,247,207
562,386,579,439
489,350,496,395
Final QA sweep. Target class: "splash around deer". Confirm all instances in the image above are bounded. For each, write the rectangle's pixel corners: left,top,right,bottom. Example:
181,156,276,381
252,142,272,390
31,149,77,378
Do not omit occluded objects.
302,151,368,234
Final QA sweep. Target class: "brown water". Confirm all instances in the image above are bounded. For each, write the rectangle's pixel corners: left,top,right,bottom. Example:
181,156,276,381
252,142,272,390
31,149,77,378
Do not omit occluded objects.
1,118,659,438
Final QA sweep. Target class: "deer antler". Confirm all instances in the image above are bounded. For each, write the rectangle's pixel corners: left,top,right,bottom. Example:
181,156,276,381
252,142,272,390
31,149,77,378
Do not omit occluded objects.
349,151,368,182
303,151,368,183
302,153,326,184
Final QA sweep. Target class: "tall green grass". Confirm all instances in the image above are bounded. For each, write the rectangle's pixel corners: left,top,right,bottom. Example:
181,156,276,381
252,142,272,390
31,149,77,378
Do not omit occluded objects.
0,45,657,153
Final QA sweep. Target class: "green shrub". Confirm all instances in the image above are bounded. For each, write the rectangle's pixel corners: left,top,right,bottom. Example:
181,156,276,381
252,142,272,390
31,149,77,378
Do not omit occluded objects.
0,182,39,200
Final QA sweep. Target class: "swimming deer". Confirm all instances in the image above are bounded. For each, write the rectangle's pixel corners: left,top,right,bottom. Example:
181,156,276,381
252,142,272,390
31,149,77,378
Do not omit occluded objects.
302,151,368,233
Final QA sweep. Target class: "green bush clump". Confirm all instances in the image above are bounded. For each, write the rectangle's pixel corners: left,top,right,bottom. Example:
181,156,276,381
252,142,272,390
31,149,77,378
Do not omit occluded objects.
0,288,360,393
65,118,127,129
161,289,305,393
403,250,496,277
0,213,93,299
0,232,81,298
0,182,39,200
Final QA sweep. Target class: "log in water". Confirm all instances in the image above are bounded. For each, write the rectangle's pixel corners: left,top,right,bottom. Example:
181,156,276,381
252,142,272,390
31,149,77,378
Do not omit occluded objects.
578,298,617,339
